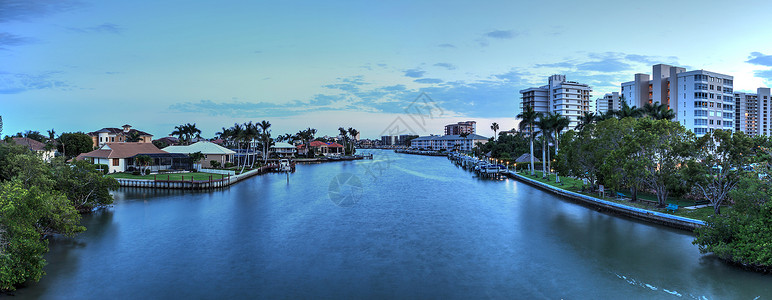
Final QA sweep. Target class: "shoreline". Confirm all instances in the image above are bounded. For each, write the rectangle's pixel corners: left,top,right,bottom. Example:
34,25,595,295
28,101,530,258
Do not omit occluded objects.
504,171,705,232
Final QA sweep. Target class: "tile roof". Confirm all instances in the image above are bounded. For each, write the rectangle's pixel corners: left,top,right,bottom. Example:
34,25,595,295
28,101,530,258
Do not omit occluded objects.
10,137,48,151
78,142,166,159
87,127,152,137
327,142,344,147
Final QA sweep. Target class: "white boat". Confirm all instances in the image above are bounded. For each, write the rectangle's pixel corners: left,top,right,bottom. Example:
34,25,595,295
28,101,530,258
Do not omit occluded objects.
278,159,292,172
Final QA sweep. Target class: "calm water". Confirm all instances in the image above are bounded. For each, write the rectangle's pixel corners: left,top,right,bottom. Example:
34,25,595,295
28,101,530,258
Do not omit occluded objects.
13,150,771,299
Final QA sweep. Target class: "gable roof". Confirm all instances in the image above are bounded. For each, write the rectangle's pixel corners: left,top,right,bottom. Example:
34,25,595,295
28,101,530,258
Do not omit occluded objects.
87,127,153,137
78,142,166,159
11,137,48,151
271,142,295,149
163,141,236,155
327,142,344,148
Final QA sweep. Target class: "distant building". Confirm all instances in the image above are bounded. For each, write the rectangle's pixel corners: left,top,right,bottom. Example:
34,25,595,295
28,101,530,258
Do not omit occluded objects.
88,124,153,148
296,141,344,156
409,134,488,152
621,64,734,136
520,75,592,131
381,135,397,146
5,137,56,162
734,88,771,136
444,121,476,135
596,92,622,114
271,142,297,158
163,141,236,168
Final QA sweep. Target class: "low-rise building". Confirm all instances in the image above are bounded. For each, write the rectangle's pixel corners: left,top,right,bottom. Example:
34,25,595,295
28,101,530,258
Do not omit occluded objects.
7,137,56,162
271,142,297,158
76,142,169,173
163,141,236,168
297,141,344,156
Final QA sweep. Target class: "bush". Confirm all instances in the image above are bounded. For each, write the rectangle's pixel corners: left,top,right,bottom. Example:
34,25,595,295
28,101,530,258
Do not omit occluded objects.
210,160,221,168
224,162,234,168
132,171,141,176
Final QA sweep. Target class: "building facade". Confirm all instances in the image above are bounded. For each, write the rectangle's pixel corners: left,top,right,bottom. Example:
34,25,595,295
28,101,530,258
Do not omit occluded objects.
596,92,622,114
621,64,734,136
519,75,592,131
409,134,488,152
88,124,153,148
734,88,771,136
444,121,477,135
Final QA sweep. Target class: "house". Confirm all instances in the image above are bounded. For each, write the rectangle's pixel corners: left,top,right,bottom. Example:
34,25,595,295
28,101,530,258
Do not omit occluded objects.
88,124,153,148
163,141,236,168
152,136,180,148
6,137,56,162
76,142,169,173
297,141,344,156
271,142,297,158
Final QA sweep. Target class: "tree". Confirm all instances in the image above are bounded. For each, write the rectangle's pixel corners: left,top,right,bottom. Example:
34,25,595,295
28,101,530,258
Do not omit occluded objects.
0,181,85,291
258,120,271,164
598,118,643,201
625,118,694,207
51,159,119,212
687,130,752,215
126,131,142,142
0,115,3,137
189,151,205,169
58,132,93,159
536,113,553,178
347,127,359,155
338,127,348,156
459,132,470,153
693,175,772,271
135,155,153,175
549,113,570,183
491,122,500,141
616,101,640,119
575,112,597,131
517,105,539,175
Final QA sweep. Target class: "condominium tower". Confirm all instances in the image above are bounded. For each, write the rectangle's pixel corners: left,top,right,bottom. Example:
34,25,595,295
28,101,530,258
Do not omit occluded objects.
621,64,734,136
596,92,622,114
444,121,476,135
734,88,772,136
520,75,592,131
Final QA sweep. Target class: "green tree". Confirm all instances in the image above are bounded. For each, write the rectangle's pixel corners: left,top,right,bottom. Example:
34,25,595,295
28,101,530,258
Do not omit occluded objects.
189,151,205,168
0,181,84,291
517,105,539,175
135,155,153,175
536,113,554,178
575,111,597,131
126,131,142,142
490,122,499,141
258,120,272,164
687,130,753,215
51,159,119,213
58,132,93,159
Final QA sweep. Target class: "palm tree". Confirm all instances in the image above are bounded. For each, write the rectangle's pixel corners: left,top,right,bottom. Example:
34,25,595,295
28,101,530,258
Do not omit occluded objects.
655,103,676,121
536,113,553,179
258,120,271,163
347,127,359,155
338,127,348,156
549,114,570,183
459,132,470,153
616,101,640,119
490,122,500,141
575,112,596,131
516,105,539,176
641,101,658,118
171,125,186,144
243,121,259,168
231,123,244,168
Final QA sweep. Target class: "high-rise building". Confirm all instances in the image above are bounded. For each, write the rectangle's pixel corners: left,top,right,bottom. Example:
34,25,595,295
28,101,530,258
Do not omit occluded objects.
519,75,592,131
621,64,733,136
734,88,771,136
444,121,476,135
596,92,622,114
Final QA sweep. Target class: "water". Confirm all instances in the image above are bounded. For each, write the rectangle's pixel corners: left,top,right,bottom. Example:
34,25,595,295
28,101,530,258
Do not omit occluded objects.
13,150,771,299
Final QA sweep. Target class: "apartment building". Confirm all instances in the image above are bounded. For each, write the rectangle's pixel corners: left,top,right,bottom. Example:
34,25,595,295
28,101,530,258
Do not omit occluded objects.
444,121,477,135
596,92,622,114
621,64,733,136
519,75,592,131
734,88,771,136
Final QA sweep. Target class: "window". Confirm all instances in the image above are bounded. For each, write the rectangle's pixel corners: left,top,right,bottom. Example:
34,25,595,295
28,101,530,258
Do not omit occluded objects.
110,137,114,142
709,120,714,125
694,119,708,126
694,83,708,90
112,158,119,166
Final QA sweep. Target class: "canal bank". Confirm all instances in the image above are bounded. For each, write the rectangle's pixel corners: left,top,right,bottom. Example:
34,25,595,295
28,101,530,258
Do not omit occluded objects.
505,171,705,231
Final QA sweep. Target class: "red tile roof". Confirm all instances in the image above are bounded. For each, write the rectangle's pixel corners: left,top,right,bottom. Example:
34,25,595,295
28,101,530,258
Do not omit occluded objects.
10,137,48,151
77,142,166,159
327,142,344,148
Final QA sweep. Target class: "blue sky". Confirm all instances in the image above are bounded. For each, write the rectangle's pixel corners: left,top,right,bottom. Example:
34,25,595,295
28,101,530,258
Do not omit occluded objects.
3,0,772,139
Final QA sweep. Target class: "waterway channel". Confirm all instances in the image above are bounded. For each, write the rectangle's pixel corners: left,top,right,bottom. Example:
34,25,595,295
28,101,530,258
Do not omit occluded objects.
13,150,771,299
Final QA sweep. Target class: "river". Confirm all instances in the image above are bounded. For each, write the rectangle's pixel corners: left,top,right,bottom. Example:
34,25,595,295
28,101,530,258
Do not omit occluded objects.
13,150,771,299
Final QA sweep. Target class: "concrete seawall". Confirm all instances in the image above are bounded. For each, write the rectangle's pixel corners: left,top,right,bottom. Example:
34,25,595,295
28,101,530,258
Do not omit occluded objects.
114,166,270,190
505,171,705,232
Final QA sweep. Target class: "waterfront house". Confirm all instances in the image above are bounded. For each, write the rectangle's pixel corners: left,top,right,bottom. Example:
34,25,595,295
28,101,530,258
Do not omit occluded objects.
87,124,154,148
163,141,236,168
297,140,344,156
271,142,297,158
76,142,168,173
5,137,57,162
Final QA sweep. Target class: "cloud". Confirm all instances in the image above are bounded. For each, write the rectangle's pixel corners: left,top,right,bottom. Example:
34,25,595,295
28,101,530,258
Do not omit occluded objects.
754,69,772,80
438,43,456,48
68,23,122,34
0,32,33,48
404,69,425,78
576,58,632,73
485,30,516,39
534,61,575,68
0,0,82,23
747,52,772,66
625,54,678,65
493,70,526,83
433,63,456,70
0,71,72,94
414,78,443,84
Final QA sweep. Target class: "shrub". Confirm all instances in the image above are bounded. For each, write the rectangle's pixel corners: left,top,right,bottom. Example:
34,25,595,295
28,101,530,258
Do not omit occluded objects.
132,171,141,176
224,162,234,168
95,164,109,175
210,160,221,168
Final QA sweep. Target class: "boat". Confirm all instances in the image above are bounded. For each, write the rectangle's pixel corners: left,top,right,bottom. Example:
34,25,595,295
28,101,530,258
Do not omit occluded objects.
278,159,293,172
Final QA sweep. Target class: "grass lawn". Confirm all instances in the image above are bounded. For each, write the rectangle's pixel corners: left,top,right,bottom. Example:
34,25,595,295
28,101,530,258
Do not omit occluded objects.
513,170,717,221
109,172,226,181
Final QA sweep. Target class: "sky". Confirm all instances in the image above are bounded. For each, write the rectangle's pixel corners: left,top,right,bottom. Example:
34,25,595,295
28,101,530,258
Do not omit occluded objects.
4,0,772,140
